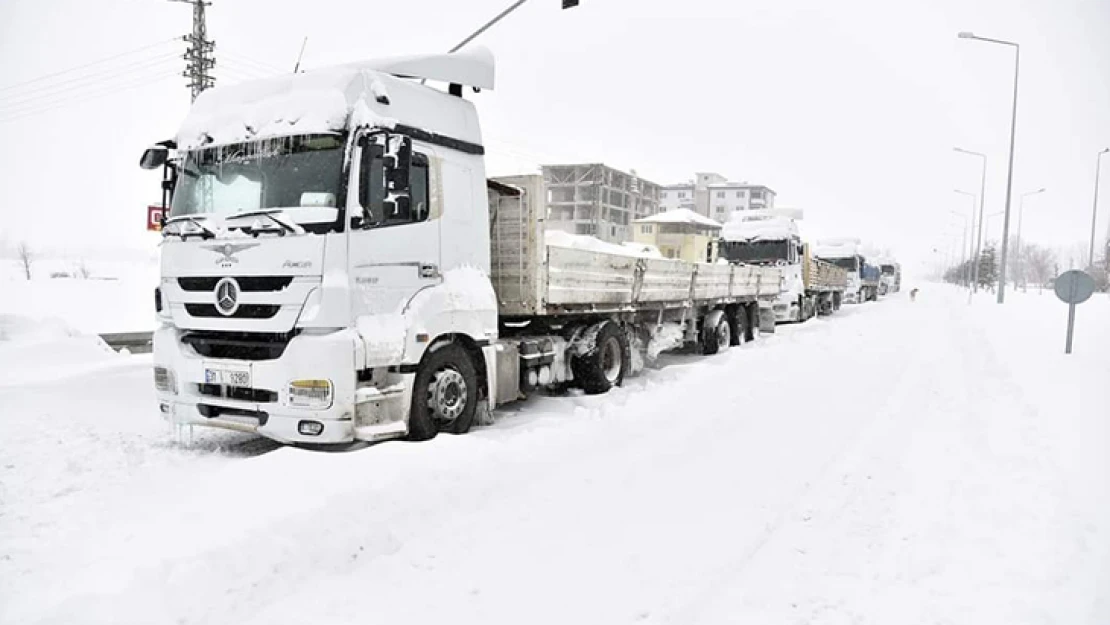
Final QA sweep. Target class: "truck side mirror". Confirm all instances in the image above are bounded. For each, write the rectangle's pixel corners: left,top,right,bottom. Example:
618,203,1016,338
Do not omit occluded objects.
140,146,168,170
384,134,412,193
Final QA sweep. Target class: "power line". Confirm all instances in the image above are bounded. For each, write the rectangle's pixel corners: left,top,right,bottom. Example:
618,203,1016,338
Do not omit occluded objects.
0,52,181,107
0,73,178,125
0,66,179,120
220,49,287,75
0,39,179,94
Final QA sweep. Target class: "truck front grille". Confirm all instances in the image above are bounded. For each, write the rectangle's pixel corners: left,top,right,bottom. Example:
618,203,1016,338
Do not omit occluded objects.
178,276,294,292
182,330,297,361
185,303,281,319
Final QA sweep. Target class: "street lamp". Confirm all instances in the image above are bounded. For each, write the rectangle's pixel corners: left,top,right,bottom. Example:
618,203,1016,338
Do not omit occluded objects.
954,147,987,293
1016,187,1046,291
1088,148,1109,268
450,0,580,53
959,31,1020,303
954,189,977,294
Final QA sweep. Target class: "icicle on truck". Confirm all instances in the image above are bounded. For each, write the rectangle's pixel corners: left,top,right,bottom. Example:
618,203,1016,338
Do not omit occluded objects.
138,49,784,445
718,209,848,323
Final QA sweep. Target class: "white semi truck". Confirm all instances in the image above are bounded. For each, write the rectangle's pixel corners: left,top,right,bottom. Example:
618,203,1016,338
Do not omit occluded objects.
139,49,783,445
813,238,880,304
719,210,847,323
878,259,901,295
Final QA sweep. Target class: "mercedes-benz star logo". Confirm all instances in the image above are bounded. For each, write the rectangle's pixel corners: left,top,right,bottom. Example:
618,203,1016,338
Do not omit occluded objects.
214,277,241,316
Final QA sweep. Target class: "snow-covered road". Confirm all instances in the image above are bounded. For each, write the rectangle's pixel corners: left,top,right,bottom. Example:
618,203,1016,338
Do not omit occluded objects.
2,287,1107,624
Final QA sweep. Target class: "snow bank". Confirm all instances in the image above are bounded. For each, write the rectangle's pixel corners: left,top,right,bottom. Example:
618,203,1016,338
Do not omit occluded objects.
0,314,122,387
545,230,660,258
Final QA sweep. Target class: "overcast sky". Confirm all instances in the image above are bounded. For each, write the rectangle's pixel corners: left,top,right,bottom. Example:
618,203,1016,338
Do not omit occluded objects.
1,0,1108,273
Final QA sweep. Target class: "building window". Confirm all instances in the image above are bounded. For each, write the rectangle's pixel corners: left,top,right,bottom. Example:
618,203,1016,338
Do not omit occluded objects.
661,191,668,199
736,191,745,198
641,225,653,234
750,190,764,200
717,191,725,198
715,206,726,214
678,192,687,199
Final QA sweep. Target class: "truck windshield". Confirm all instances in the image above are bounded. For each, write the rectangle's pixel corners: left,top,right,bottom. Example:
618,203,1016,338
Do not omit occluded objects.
171,134,345,223
720,240,790,264
881,264,896,275
825,257,859,271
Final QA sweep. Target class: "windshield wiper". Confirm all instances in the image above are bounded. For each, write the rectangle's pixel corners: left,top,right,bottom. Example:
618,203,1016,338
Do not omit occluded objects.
163,215,217,240
226,210,301,236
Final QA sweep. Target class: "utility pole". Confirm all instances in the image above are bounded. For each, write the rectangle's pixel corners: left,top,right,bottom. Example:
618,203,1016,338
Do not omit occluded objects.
171,0,215,101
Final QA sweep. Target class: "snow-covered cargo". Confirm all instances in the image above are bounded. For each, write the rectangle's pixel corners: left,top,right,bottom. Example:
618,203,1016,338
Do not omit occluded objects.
491,175,780,317
138,49,785,447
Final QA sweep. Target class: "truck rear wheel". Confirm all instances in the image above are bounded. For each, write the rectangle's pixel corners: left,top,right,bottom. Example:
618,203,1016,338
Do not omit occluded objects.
407,342,478,441
702,310,730,355
572,321,629,395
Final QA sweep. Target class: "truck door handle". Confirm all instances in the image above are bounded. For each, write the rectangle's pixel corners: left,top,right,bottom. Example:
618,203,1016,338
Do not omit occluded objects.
419,263,440,279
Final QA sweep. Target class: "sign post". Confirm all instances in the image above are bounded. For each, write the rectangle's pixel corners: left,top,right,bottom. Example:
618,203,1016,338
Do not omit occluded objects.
1053,270,1096,354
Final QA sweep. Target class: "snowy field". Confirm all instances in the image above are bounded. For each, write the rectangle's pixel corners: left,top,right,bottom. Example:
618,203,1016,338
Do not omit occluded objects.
1,285,1108,624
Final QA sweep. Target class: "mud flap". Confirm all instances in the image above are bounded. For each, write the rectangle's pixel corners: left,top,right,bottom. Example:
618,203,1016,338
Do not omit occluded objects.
758,305,777,334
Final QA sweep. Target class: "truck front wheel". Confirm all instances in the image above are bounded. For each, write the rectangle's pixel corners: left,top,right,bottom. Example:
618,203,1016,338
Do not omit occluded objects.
702,310,730,355
408,342,478,441
572,321,630,395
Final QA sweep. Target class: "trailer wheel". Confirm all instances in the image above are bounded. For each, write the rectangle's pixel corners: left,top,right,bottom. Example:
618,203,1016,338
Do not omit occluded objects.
572,321,629,395
407,342,478,441
702,310,730,355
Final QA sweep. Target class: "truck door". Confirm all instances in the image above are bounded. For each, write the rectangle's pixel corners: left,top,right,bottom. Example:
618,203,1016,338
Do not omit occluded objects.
348,133,442,365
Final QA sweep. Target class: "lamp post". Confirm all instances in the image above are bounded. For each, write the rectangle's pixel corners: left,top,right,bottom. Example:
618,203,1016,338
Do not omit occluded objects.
1088,148,1109,268
1016,187,1045,291
958,31,1020,303
954,189,977,294
449,0,580,53
954,147,987,294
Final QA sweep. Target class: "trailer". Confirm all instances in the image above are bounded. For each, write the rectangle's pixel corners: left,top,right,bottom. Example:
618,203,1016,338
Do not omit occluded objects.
719,210,847,322
138,49,783,445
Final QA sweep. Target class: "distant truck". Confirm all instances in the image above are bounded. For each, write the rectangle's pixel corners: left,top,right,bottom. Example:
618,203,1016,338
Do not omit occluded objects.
719,210,847,323
138,49,784,446
878,261,901,295
814,238,880,303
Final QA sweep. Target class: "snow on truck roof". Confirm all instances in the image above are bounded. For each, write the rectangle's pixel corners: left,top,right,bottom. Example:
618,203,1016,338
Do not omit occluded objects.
634,208,721,228
176,47,494,149
719,208,803,242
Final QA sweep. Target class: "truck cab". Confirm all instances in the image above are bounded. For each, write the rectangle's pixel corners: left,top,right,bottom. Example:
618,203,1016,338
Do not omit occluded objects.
720,211,845,322
142,49,500,444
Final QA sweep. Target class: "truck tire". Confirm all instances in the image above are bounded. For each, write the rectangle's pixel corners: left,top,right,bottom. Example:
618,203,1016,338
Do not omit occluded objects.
572,321,629,395
407,342,478,441
702,310,730,355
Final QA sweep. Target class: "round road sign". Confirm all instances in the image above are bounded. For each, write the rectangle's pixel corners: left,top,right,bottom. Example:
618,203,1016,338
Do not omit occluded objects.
1054,270,1096,304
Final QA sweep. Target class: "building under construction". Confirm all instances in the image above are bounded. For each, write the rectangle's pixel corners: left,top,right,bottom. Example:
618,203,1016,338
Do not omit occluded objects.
541,164,662,243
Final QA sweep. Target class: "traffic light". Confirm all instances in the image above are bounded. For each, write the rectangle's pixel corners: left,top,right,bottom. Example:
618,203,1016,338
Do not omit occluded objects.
563,0,579,8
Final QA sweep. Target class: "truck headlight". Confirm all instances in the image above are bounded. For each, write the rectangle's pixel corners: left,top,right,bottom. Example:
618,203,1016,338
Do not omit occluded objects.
288,379,333,409
154,366,177,394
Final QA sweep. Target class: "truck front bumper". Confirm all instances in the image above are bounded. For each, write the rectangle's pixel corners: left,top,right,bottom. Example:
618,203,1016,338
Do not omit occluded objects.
152,326,409,445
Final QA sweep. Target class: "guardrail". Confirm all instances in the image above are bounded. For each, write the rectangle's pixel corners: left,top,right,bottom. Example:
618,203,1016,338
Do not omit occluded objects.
99,332,153,354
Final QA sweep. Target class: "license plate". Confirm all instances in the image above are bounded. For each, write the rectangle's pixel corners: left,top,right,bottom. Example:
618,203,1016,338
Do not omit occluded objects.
204,364,251,387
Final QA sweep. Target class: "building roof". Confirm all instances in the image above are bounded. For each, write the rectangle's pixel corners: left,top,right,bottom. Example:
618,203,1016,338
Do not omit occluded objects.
634,208,722,229
706,182,775,191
